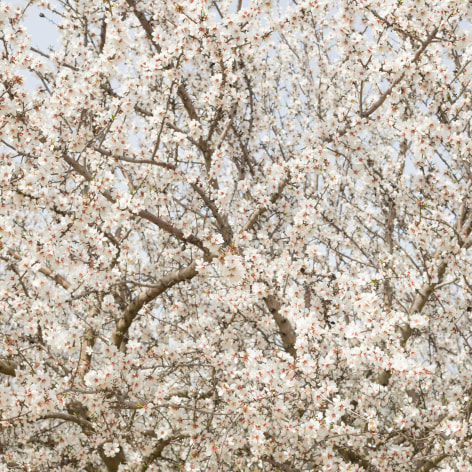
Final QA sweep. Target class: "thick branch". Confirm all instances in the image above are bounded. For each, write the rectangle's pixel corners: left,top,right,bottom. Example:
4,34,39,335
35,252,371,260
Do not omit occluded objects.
138,438,173,472
37,265,71,290
124,0,161,52
0,359,16,376
111,262,198,348
98,445,126,472
41,412,94,431
77,326,96,380
264,295,297,358
98,17,107,53
416,454,447,472
177,85,199,122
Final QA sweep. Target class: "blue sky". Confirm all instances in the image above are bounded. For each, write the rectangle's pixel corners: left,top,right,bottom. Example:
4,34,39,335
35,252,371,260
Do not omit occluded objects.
23,3,59,51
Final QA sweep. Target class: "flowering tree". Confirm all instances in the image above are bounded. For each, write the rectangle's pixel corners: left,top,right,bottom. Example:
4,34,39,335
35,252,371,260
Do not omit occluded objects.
2,0,472,470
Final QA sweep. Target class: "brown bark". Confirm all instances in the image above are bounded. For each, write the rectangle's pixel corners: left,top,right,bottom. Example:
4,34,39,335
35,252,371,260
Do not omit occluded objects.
264,295,297,358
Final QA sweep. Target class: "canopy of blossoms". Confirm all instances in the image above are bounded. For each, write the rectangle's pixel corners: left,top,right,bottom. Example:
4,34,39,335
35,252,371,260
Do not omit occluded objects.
1,0,472,470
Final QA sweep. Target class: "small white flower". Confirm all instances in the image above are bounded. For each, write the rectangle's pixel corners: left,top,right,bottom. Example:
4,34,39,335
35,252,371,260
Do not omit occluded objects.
102,442,120,458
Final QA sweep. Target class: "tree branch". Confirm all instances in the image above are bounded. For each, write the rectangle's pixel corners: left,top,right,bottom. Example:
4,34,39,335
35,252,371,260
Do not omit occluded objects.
138,437,174,472
111,262,198,348
264,295,297,358
416,454,447,472
335,445,377,471
41,412,95,431
7,249,71,290
124,0,161,52
378,190,471,385
177,85,199,122
0,359,16,376
360,26,438,119
190,182,233,245
98,445,126,472
243,176,289,232
60,153,208,253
